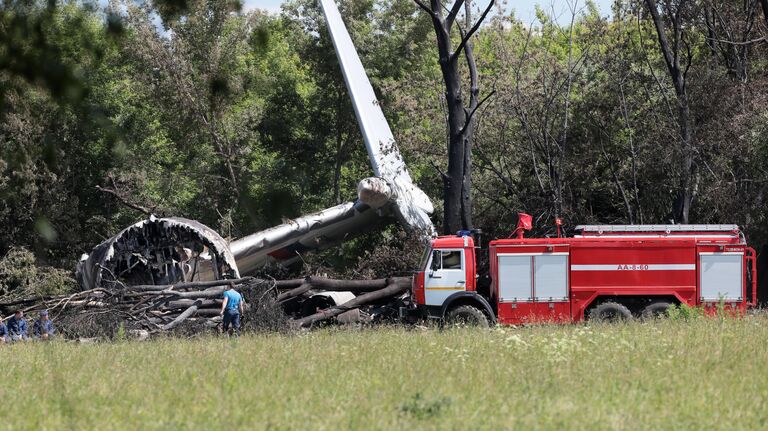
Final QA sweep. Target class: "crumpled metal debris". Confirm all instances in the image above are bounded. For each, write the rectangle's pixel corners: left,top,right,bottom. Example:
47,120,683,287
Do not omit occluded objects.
76,216,239,290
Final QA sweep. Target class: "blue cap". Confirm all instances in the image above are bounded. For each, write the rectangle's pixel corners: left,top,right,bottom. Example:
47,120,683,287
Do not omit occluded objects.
457,230,471,237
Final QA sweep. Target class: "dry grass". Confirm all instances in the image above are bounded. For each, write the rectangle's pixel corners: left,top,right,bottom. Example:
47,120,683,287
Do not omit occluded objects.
2,316,768,430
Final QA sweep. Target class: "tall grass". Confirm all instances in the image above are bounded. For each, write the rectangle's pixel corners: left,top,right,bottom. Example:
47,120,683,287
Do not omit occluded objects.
2,317,767,430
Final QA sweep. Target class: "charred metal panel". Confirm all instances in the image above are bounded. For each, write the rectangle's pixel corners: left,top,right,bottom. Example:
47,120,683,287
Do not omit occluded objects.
76,216,238,290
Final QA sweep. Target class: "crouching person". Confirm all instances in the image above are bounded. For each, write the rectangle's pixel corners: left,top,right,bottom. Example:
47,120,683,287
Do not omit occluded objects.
220,283,245,337
33,310,54,340
7,310,28,342
0,315,7,344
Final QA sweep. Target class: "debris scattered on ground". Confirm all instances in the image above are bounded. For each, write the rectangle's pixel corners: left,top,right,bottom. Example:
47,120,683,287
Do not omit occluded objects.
0,276,412,340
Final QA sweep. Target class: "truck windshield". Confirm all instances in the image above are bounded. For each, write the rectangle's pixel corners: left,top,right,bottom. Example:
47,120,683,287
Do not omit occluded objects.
419,246,432,270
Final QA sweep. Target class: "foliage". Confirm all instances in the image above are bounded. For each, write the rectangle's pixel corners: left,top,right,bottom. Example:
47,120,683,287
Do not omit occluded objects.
666,303,705,320
0,247,76,299
399,392,453,420
3,318,768,428
0,0,767,279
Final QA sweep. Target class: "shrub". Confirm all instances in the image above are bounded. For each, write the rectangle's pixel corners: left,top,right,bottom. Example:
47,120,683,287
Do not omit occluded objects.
667,303,704,321
0,247,77,300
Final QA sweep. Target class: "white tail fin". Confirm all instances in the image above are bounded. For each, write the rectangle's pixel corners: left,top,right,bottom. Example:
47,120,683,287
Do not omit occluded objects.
319,0,435,235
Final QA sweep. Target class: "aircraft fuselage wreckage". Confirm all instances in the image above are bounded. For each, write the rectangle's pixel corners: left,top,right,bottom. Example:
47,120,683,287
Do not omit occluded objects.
77,0,435,290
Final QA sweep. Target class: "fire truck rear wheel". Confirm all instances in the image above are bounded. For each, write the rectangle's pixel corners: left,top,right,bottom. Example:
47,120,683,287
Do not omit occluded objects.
588,302,632,322
642,301,672,319
445,305,490,327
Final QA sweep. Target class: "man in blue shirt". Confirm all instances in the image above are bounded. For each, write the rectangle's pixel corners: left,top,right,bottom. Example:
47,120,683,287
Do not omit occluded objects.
33,310,54,340
220,283,245,336
7,310,27,342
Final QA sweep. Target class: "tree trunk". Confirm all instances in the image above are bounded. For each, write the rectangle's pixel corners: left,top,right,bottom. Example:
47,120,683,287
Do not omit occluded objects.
644,0,695,223
673,97,694,224
415,0,494,234
442,55,468,234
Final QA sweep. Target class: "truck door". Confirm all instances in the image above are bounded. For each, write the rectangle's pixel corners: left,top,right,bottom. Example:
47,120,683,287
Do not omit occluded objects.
424,249,467,306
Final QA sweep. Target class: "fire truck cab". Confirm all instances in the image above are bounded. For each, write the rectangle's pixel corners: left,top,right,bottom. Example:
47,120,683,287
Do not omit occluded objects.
412,225,757,325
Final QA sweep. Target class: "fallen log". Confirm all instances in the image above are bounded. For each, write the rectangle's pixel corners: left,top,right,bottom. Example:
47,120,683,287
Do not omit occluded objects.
162,300,202,330
127,278,304,292
194,309,223,318
291,279,410,328
144,288,227,299
166,299,221,310
127,278,255,291
276,282,312,303
278,276,411,292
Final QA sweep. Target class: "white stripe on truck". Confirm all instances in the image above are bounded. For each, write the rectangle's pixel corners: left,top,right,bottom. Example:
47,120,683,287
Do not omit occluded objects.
571,264,696,271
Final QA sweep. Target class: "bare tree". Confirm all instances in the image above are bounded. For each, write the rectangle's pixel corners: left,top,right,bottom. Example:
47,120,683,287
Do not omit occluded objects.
643,0,697,223
703,0,763,84
414,0,495,234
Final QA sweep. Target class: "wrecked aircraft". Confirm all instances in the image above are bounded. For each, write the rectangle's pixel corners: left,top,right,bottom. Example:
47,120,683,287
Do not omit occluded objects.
76,216,240,290
76,0,435,290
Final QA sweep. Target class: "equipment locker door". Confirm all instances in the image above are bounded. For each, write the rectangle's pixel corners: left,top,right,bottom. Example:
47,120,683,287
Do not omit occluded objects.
698,250,744,302
496,249,570,323
424,249,467,306
532,252,570,322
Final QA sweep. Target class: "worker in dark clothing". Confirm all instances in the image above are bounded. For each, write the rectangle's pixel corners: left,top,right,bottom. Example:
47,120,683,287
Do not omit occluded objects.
7,310,28,342
0,315,8,344
220,283,245,336
33,310,54,340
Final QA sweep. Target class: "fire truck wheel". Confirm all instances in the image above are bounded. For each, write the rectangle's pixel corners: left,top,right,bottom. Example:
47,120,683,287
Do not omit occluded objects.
642,301,672,319
588,302,632,322
445,305,490,327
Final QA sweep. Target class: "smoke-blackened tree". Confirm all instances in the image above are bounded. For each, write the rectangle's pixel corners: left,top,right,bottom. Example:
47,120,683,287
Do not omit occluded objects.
643,0,697,223
413,0,495,234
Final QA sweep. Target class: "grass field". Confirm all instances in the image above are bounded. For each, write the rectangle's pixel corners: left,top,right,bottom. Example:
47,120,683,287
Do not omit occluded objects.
2,317,768,430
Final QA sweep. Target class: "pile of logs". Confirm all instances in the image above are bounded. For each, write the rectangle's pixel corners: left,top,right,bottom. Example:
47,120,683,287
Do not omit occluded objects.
0,275,413,339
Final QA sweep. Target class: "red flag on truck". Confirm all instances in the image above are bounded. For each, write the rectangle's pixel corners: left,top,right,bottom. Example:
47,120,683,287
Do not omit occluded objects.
511,213,533,239
517,213,533,231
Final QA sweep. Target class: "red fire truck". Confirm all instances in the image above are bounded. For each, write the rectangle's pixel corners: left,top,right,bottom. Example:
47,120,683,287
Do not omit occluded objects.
410,223,758,325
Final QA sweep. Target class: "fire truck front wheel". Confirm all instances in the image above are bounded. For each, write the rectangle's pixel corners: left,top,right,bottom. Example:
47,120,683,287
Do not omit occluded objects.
445,305,490,327
588,302,633,322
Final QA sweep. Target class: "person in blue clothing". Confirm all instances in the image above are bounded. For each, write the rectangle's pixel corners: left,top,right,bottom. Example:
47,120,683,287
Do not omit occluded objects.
7,310,28,342
33,310,54,340
220,283,245,336
0,315,8,344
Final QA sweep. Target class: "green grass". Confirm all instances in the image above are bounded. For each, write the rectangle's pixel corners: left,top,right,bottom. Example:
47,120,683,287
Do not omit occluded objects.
2,317,768,430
